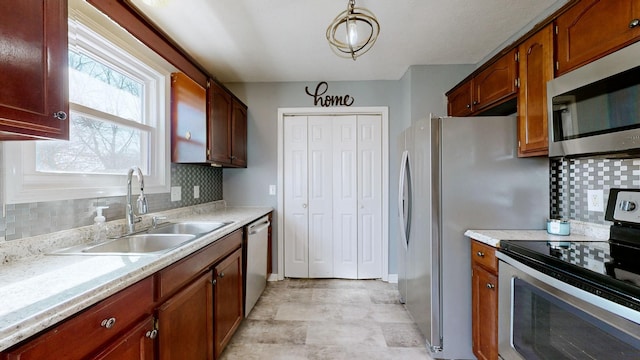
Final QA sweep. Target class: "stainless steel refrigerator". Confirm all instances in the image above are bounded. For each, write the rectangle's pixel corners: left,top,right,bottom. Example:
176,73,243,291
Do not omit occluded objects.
397,115,549,359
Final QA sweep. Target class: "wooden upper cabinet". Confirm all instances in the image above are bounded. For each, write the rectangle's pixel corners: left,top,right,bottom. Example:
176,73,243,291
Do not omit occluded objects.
0,0,69,140
446,49,517,116
231,100,248,167
518,25,554,157
208,81,247,167
447,83,474,116
555,0,640,76
208,81,233,164
473,49,518,112
170,73,207,163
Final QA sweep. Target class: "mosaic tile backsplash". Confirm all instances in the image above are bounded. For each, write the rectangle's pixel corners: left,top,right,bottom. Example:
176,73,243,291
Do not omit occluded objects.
0,164,222,241
550,157,640,224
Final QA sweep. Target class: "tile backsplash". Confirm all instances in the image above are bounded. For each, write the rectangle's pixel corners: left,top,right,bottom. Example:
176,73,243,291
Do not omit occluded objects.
550,157,640,224
0,164,222,241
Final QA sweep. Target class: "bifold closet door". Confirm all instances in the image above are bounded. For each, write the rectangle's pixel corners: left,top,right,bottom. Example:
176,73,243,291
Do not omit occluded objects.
283,114,381,279
283,116,309,278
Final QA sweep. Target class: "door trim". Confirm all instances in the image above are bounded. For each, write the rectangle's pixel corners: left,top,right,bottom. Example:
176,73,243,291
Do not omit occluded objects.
277,107,389,281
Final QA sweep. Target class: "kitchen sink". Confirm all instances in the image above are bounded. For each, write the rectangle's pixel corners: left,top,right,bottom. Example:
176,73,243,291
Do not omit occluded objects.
49,221,233,256
80,234,196,254
147,221,232,235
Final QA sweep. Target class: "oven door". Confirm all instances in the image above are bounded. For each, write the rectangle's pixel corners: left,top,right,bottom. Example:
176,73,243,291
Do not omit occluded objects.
497,254,640,360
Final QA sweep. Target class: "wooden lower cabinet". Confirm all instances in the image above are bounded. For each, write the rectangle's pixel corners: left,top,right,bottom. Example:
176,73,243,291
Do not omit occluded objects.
213,248,243,358
157,272,214,360
2,228,248,360
471,240,499,360
91,316,156,360
2,277,154,360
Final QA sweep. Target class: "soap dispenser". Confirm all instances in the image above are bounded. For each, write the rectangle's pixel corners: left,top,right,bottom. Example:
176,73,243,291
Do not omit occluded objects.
93,206,109,243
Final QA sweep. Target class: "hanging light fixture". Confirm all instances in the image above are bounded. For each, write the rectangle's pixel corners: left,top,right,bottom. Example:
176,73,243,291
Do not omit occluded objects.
326,0,380,61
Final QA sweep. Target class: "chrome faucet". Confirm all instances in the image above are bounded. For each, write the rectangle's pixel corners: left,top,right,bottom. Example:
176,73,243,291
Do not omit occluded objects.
126,166,148,234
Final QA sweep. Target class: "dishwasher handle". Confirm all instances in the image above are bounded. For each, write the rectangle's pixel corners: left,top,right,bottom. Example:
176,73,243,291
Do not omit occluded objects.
248,216,270,235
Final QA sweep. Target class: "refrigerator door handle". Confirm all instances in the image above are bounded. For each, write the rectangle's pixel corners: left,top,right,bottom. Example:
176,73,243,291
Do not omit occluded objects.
398,150,411,250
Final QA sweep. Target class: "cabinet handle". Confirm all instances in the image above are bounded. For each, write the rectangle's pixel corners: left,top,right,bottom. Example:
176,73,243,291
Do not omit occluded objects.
100,317,116,329
476,251,485,258
53,111,67,121
630,19,640,28
145,329,158,339
229,155,237,160
466,104,471,109
486,283,495,290
212,279,217,285
219,272,225,278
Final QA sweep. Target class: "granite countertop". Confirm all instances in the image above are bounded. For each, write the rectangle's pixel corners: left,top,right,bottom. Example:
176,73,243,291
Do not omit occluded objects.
465,221,610,248
0,203,272,352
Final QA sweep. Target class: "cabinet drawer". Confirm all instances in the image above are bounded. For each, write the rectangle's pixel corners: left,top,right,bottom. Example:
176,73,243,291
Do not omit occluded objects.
3,277,153,360
471,240,498,274
156,229,243,300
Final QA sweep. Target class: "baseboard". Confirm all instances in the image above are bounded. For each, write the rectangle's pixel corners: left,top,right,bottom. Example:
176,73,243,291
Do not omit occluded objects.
267,273,279,282
387,274,398,283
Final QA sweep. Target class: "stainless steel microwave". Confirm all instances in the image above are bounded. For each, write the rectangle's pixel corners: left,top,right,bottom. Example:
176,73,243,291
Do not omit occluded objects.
548,40,640,158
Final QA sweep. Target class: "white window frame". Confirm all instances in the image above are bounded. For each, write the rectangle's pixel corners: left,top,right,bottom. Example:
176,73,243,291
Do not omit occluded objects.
3,14,171,204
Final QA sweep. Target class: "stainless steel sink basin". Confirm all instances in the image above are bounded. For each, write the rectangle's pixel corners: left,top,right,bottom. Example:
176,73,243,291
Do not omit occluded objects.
82,234,196,254
147,221,232,235
49,220,233,256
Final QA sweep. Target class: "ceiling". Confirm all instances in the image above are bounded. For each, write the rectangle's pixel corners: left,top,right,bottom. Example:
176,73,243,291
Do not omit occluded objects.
128,0,568,83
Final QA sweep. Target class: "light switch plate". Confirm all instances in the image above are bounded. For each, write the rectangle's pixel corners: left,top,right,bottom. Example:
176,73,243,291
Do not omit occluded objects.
171,186,182,202
587,189,604,212
193,185,200,199
269,185,276,196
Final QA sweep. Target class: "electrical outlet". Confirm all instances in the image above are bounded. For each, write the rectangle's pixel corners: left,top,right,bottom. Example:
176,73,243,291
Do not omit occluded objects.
587,189,604,212
171,186,182,202
269,184,276,196
193,185,200,199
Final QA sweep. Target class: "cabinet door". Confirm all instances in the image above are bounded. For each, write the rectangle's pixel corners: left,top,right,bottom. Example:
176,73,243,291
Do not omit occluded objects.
472,264,498,360
157,273,214,360
170,73,207,163
91,317,156,360
230,100,247,167
447,82,473,116
556,0,640,76
213,248,243,358
0,0,68,140
518,25,553,157
473,49,518,112
208,81,232,165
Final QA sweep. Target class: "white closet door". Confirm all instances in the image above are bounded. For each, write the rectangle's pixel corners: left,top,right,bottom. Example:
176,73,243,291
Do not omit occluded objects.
307,116,334,277
284,116,309,278
357,115,383,278
332,116,358,279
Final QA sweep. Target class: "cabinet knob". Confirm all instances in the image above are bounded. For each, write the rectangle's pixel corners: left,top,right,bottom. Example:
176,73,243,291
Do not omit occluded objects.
100,317,116,329
219,272,225,278
466,104,471,109
472,100,478,105
53,111,67,121
630,18,640,28
212,279,217,285
185,131,192,140
476,251,485,258
145,329,158,339
486,283,495,290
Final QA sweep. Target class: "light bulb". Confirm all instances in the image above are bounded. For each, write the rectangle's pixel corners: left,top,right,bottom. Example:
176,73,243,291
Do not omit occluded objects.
347,20,358,46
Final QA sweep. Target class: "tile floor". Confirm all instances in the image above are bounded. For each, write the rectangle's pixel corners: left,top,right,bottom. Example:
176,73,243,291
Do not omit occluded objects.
220,279,433,360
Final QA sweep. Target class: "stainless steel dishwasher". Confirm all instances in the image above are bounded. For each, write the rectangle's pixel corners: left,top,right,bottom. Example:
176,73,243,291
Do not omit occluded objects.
245,215,270,317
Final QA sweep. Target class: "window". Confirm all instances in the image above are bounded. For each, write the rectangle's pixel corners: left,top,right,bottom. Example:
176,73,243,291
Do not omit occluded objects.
3,14,171,204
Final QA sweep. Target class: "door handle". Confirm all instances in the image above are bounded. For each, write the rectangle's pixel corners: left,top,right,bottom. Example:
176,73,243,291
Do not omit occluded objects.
302,203,307,208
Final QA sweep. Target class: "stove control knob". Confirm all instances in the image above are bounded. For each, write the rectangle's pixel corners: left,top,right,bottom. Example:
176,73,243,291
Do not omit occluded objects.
619,200,637,212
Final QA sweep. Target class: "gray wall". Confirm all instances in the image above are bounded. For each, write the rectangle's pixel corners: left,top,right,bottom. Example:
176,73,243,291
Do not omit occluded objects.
224,64,473,274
